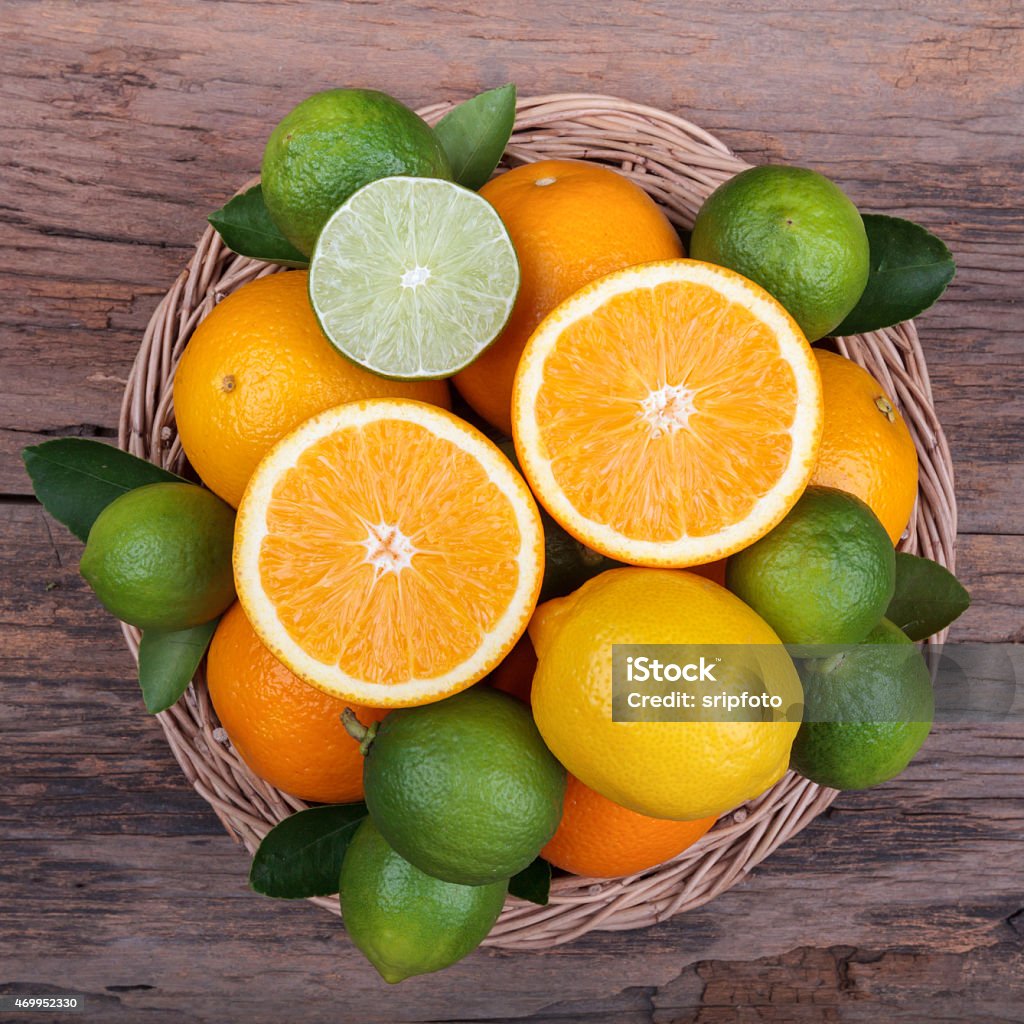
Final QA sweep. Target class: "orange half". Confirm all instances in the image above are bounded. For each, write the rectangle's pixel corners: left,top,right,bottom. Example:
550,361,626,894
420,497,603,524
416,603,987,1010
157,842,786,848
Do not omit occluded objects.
512,259,823,566
234,400,544,707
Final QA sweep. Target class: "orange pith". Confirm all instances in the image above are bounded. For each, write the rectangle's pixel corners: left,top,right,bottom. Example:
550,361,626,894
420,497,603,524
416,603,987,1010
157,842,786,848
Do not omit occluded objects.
513,259,823,567
234,399,544,708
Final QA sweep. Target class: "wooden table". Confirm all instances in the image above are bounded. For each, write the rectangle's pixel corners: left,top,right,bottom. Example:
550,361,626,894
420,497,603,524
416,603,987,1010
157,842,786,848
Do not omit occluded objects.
3,3,1022,1021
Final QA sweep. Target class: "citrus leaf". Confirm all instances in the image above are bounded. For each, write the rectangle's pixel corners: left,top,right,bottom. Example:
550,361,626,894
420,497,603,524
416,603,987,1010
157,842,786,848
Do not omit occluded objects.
835,215,955,335
434,83,516,191
886,552,970,641
508,857,551,905
22,438,184,542
137,619,219,713
208,185,309,267
250,804,368,899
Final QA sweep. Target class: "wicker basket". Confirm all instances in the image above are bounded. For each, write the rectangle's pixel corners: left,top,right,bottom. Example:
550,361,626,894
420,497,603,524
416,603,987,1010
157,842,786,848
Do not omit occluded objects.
118,94,957,951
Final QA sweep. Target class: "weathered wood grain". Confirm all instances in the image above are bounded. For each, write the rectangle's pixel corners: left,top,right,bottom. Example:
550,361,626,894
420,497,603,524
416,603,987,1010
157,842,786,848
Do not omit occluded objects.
2,505,1023,1020
2,0,1023,538
2,2,1023,1021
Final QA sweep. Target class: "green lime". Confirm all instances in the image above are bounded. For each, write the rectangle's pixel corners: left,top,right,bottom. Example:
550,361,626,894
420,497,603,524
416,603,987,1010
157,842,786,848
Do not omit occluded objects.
497,440,622,601
538,510,623,603
339,818,506,984
361,687,565,885
690,165,869,341
790,618,933,789
261,89,452,256
80,482,235,630
309,176,519,379
726,486,895,645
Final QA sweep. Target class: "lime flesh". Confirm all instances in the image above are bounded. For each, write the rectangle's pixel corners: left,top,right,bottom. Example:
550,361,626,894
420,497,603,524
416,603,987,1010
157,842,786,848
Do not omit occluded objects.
339,818,506,984
309,176,520,379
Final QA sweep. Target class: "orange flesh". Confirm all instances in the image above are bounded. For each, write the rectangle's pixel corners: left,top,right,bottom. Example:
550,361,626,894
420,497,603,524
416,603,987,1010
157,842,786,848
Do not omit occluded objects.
258,420,523,684
534,280,798,540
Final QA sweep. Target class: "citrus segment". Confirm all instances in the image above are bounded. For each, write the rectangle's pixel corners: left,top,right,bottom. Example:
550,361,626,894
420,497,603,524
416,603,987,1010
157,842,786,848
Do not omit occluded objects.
513,260,823,566
234,400,544,707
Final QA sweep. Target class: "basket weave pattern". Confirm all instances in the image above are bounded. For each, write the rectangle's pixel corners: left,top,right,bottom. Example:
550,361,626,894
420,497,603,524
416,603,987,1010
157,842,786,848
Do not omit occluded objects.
119,95,957,951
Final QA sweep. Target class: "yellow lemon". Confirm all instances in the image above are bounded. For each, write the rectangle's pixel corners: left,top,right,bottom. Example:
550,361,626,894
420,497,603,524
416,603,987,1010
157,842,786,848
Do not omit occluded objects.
529,567,802,820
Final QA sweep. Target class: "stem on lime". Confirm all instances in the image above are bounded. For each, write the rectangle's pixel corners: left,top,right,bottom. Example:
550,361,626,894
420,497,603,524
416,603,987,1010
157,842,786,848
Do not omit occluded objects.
341,708,378,756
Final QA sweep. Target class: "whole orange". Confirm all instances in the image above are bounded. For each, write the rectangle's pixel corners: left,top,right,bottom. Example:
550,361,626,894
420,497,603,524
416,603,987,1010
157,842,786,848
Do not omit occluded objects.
542,774,716,878
454,160,684,434
810,349,918,543
206,602,387,803
173,271,450,507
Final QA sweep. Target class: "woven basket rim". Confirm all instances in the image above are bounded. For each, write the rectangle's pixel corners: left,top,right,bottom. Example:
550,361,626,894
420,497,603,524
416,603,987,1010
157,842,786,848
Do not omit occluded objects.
117,92,957,951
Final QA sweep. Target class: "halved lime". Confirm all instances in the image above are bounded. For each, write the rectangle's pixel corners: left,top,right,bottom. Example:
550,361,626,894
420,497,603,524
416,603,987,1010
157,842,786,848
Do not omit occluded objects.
309,176,519,379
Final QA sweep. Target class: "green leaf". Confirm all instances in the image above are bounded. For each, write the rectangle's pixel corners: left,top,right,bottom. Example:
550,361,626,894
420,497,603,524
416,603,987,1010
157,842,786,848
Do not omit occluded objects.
208,185,309,267
835,214,955,335
434,83,516,191
886,552,970,641
22,438,184,542
250,804,368,899
137,619,219,713
508,857,551,905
